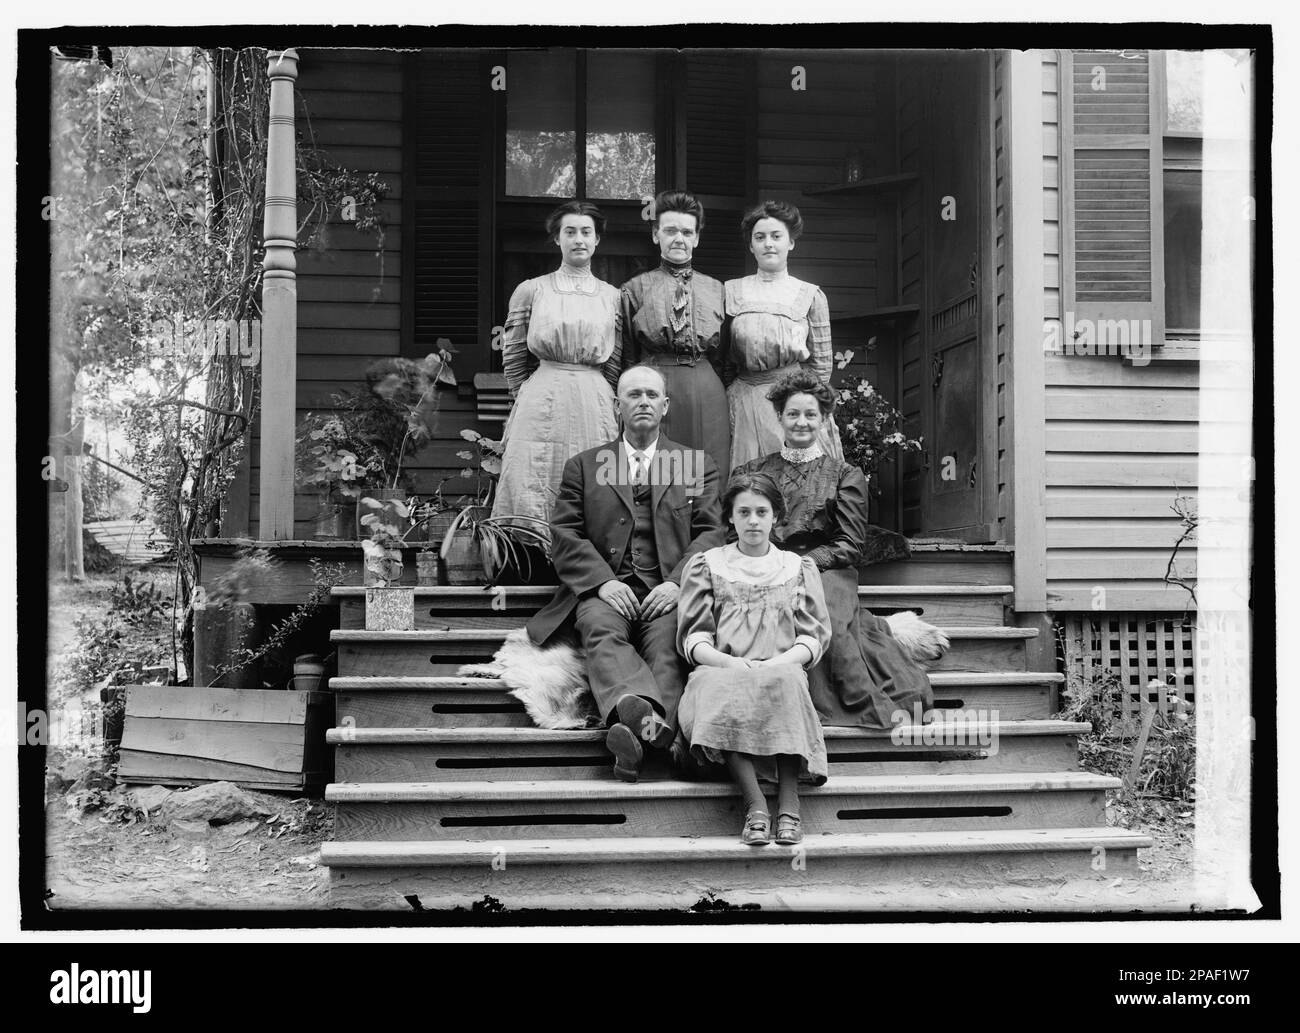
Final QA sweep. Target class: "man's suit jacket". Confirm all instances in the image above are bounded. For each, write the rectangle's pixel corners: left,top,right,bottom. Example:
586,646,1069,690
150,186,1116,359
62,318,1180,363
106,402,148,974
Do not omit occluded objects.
527,435,725,645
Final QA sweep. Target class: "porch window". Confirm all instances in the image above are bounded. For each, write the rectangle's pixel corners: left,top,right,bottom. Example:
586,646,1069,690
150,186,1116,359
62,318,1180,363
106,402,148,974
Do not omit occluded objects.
504,49,657,200
1162,51,1203,336
1160,50,1253,338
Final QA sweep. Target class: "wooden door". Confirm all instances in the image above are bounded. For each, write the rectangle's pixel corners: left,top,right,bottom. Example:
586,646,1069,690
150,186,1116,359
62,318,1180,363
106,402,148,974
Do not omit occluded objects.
919,53,995,541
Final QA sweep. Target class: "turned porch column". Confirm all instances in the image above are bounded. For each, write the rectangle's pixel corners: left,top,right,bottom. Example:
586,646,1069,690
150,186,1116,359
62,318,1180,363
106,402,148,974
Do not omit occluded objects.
258,48,299,541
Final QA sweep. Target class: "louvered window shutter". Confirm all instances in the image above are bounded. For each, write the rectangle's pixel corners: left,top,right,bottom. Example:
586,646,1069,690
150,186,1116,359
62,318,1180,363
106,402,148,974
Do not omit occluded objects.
407,51,491,363
679,53,756,281
1061,50,1165,348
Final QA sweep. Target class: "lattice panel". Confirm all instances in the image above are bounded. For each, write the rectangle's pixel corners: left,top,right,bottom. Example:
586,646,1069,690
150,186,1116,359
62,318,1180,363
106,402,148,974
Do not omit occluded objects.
1061,613,1197,717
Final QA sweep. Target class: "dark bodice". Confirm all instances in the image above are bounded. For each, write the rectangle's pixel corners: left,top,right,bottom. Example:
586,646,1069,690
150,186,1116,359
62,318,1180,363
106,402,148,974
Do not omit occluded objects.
620,263,726,374
731,453,871,572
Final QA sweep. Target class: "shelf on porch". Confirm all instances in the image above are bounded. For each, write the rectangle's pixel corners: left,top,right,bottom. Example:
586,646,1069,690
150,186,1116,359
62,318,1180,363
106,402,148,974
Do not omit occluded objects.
804,172,920,196
833,304,921,322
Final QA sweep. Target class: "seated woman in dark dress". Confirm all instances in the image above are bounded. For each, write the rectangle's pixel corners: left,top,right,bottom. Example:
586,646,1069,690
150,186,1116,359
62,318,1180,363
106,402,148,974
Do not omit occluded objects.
732,370,934,728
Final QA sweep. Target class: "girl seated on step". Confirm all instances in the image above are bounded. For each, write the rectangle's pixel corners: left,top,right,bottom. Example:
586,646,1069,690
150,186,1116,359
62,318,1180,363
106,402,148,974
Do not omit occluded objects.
675,471,832,846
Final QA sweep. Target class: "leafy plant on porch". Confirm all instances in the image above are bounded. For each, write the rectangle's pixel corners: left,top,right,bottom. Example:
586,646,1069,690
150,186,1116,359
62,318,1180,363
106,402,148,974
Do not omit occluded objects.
833,376,924,493
296,348,458,541
441,427,551,583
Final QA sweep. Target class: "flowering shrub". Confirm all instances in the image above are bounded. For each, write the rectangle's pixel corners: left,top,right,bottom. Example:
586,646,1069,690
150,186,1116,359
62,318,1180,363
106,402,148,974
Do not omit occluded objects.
295,349,457,499
832,376,924,492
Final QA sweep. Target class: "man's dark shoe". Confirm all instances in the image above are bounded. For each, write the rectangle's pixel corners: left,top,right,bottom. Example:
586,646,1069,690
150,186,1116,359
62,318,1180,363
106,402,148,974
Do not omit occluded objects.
606,723,644,783
615,694,675,750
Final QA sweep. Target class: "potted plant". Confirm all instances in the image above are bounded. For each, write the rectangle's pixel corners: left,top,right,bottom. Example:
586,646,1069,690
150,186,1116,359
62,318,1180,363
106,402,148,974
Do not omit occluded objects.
440,428,552,585
295,410,382,539
296,347,457,541
440,507,552,585
359,496,416,630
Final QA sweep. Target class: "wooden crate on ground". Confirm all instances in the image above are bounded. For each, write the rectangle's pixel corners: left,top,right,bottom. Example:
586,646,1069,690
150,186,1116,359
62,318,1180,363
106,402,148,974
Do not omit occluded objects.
118,685,332,792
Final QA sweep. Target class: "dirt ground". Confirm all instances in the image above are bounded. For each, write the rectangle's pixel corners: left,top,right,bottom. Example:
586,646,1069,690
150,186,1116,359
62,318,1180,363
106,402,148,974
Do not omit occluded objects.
44,787,331,911
39,569,1200,916
43,568,332,912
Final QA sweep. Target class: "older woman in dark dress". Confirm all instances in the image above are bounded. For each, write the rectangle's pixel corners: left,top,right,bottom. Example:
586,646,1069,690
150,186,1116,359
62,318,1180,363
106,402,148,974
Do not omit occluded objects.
732,370,934,728
620,190,731,479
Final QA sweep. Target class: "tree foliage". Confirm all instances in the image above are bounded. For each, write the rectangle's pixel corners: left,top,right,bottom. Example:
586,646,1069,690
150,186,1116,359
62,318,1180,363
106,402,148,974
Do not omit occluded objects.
49,46,387,678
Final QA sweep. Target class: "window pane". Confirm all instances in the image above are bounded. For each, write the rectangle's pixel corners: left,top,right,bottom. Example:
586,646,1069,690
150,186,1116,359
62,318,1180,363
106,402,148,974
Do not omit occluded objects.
1165,51,1203,134
1163,168,1201,331
506,51,576,197
585,52,656,200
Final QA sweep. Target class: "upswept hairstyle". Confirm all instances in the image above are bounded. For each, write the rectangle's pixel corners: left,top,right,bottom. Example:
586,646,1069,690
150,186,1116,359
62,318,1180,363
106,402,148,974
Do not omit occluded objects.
740,199,804,243
653,189,705,232
767,369,837,417
545,200,607,239
721,471,787,526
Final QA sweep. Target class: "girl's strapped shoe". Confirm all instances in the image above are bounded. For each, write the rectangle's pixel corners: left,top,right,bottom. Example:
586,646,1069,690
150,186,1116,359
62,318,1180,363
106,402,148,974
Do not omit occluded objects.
775,813,803,845
742,808,771,846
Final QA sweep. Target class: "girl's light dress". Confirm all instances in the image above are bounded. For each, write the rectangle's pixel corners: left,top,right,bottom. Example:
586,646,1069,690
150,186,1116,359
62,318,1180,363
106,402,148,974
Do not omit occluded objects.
676,543,832,782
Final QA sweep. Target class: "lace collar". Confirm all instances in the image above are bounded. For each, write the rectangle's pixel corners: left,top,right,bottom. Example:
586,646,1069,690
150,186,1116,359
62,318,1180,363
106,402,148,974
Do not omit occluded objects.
660,259,693,279
781,442,825,465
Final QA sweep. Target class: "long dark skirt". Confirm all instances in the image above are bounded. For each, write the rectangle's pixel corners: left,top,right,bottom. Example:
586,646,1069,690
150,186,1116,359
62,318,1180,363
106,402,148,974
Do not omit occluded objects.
651,360,732,481
807,567,935,728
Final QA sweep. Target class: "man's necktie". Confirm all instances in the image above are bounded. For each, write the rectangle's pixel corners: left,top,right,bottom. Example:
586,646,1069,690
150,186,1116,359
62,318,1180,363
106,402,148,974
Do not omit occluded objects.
631,450,648,487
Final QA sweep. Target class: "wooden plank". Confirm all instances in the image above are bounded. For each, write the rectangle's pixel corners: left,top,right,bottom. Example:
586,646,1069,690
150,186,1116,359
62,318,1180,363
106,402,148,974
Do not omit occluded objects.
856,556,1013,586
296,91,405,122
1044,355,1198,388
298,303,401,331
124,685,314,724
1045,488,1197,519
335,629,1031,676
1006,50,1049,611
120,717,305,773
333,787,1109,842
1046,585,1201,611
334,690,529,729
1045,387,1199,420
1045,424,1199,453
325,836,1144,909
118,750,303,787
1045,455,1199,487
1045,520,1189,548
298,276,401,305
1047,554,1197,582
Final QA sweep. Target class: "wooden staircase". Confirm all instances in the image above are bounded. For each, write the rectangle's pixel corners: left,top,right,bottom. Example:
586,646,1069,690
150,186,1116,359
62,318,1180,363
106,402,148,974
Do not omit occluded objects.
320,552,1151,910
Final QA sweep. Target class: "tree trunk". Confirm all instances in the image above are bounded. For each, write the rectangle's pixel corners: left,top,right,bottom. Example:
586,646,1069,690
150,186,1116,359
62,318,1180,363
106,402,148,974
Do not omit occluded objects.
50,347,85,582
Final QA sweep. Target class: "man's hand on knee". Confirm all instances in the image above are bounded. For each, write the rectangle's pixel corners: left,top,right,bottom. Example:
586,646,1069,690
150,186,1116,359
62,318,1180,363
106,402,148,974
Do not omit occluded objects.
597,579,640,621
638,580,680,621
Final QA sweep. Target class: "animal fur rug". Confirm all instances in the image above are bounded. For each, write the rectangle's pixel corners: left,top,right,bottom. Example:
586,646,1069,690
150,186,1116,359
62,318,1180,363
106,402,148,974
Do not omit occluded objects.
458,611,950,730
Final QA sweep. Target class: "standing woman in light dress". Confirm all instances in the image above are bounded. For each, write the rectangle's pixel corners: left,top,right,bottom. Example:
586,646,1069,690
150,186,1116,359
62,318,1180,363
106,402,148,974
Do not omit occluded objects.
724,200,844,468
491,201,623,543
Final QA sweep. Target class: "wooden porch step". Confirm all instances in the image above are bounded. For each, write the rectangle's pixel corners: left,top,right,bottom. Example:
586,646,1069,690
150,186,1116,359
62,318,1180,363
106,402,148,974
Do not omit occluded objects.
331,625,1038,676
328,719,1088,782
322,826,1150,910
857,545,1014,587
327,770,1117,842
334,583,1014,628
329,670,1066,727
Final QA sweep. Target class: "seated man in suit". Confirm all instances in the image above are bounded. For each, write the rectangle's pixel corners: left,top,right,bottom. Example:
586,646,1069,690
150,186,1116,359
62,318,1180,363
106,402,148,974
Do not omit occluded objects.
526,365,725,781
